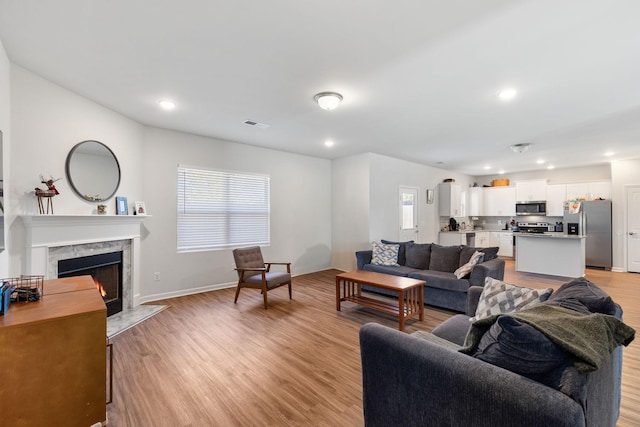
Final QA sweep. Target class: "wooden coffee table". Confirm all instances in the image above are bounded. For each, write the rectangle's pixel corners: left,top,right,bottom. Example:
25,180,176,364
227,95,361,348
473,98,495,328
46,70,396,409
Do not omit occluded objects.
336,270,424,331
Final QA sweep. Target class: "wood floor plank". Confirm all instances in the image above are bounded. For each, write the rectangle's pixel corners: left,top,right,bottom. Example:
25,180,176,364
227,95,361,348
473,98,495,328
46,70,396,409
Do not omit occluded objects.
107,263,640,426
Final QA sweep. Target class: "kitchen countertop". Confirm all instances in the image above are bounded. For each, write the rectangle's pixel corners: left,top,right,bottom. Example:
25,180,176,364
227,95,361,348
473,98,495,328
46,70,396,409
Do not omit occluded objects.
515,232,585,239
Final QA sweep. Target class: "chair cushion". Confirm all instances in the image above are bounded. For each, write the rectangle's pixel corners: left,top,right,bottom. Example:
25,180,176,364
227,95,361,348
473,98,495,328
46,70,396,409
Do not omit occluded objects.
233,246,265,269
244,272,291,288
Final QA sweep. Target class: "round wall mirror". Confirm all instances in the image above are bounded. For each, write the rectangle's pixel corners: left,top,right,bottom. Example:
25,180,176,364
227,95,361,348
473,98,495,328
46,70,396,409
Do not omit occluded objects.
65,140,121,202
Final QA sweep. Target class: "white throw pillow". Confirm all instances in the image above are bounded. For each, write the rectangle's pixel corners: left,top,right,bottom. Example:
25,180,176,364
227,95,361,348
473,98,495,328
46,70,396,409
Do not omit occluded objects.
371,241,400,266
453,250,484,279
470,277,553,322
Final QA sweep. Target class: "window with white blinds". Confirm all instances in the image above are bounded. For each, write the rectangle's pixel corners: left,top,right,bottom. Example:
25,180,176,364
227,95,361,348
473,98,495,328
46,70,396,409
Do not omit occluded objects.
177,166,270,252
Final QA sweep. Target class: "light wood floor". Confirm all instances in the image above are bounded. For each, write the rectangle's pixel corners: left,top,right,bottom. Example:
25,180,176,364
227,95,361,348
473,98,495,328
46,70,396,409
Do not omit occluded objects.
107,261,640,426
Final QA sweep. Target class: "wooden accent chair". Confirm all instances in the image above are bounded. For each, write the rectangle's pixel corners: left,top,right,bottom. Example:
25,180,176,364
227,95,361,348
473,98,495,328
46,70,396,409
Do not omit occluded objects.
232,246,292,309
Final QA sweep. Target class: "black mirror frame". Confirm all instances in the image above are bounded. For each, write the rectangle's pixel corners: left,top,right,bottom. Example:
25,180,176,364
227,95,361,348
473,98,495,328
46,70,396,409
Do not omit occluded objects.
65,140,121,203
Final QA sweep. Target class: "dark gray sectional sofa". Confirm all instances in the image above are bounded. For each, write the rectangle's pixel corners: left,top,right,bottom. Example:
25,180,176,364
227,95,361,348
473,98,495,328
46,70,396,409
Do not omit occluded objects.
360,279,635,427
356,241,505,312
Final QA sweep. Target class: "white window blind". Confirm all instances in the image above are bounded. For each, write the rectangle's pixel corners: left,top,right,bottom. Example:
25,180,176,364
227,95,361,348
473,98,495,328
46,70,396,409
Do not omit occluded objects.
177,166,270,252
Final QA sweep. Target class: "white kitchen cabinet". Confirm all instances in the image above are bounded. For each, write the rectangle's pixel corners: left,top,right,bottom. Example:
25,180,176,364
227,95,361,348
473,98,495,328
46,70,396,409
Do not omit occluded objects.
565,181,611,201
439,232,465,246
438,183,463,217
515,180,547,202
474,231,490,247
546,184,567,216
468,187,484,216
489,231,499,248
498,232,514,257
483,186,516,216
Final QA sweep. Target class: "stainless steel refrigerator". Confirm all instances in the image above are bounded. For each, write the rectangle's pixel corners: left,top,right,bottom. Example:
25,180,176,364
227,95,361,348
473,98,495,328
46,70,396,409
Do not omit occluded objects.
563,200,612,269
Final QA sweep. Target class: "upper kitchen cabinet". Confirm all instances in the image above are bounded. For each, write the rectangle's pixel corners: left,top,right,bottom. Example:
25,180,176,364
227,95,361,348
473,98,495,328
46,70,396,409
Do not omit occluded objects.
468,187,484,217
546,184,567,216
515,179,547,202
439,183,463,217
565,181,611,201
483,186,516,216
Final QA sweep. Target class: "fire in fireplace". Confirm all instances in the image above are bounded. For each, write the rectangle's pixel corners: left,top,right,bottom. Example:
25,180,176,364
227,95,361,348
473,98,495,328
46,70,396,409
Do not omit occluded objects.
58,251,123,316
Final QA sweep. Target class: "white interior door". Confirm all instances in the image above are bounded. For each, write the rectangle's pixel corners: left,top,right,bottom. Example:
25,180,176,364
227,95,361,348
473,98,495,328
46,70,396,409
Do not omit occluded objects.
627,186,640,272
399,187,419,242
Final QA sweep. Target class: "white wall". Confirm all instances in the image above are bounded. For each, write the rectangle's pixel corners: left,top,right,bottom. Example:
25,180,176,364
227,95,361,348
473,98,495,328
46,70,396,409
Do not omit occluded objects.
331,153,474,271
7,66,332,301
611,159,640,271
477,164,611,186
0,40,10,276
8,65,145,275
331,154,370,271
138,127,332,301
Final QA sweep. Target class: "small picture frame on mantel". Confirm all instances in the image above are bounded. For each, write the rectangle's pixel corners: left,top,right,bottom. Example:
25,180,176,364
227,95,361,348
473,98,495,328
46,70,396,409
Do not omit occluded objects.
134,201,146,216
116,196,128,215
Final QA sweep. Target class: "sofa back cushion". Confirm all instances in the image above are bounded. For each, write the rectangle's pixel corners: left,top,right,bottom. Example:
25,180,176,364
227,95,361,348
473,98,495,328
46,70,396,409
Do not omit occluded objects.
381,239,413,265
404,243,432,269
546,277,616,315
428,244,462,273
459,246,499,267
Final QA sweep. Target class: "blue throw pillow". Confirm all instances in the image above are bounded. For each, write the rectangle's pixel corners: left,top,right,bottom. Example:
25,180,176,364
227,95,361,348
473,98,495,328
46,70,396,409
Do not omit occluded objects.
381,239,413,265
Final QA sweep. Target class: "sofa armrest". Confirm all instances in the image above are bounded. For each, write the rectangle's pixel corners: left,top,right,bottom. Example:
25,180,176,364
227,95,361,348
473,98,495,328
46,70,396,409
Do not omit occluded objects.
466,285,484,316
356,250,373,270
468,258,505,287
359,323,585,427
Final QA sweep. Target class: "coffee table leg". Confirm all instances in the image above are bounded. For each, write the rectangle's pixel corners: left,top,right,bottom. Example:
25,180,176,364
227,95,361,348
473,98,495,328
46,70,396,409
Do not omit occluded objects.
398,290,405,332
419,285,424,321
335,277,341,311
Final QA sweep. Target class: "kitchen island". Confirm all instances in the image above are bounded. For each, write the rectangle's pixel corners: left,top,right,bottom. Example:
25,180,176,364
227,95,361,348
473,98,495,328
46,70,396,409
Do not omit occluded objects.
515,233,586,278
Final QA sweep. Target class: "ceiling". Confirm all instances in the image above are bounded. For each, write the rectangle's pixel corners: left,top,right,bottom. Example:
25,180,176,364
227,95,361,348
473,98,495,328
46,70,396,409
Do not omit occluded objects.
1,0,640,176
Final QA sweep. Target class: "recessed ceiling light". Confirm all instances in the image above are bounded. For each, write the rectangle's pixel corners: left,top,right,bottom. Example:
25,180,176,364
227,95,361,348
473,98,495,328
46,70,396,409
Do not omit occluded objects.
536,159,545,164
497,88,517,101
498,170,506,175
547,165,555,170
158,99,176,110
483,165,491,170
324,140,335,147
604,151,615,157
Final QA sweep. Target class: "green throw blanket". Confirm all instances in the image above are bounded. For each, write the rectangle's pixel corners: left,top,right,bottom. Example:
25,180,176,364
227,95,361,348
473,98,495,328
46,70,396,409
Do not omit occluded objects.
461,304,635,373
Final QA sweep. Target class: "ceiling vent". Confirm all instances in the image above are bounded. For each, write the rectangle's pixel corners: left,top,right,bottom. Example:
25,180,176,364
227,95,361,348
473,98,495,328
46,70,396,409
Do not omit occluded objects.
243,120,270,129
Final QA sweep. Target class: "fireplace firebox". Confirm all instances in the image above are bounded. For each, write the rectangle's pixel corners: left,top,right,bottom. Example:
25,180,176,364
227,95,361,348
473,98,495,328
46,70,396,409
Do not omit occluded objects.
58,251,123,316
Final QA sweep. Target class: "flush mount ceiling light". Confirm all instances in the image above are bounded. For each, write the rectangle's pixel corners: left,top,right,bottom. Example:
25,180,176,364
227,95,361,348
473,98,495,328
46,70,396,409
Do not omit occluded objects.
510,143,531,153
158,99,176,111
314,92,343,110
497,88,517,101
324,139,335,147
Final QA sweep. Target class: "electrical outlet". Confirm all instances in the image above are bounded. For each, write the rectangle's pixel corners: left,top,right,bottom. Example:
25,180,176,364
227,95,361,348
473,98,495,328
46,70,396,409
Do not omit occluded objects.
153,272,160,281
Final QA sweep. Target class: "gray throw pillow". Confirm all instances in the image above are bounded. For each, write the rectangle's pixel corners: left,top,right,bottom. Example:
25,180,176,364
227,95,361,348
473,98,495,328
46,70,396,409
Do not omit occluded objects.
404,243,432,269
428,244,462,273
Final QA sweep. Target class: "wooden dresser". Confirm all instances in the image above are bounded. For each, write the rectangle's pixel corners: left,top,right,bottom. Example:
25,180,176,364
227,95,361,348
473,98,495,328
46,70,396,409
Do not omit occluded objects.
0,275,107,426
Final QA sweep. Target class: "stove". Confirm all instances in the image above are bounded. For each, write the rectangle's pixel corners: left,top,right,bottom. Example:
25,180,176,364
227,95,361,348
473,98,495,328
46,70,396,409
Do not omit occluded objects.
517,222,550,234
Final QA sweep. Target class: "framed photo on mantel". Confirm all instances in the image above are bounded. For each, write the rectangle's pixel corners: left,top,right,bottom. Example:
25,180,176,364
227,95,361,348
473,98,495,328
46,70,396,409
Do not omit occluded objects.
116,196,128,215
134,201,146,215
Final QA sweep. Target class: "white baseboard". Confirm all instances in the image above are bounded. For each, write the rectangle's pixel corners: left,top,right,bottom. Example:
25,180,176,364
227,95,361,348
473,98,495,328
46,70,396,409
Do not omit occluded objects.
140,281,236,304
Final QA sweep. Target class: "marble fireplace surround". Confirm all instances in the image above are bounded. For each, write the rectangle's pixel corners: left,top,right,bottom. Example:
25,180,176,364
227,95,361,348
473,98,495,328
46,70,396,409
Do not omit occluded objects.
20,215,147,309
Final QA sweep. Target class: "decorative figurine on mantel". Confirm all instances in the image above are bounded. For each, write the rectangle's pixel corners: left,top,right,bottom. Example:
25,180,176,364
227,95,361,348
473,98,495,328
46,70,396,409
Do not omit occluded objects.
34,174,60,214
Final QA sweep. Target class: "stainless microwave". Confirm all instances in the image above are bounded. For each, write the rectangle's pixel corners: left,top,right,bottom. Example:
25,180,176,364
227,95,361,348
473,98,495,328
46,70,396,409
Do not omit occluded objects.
515,201,546,216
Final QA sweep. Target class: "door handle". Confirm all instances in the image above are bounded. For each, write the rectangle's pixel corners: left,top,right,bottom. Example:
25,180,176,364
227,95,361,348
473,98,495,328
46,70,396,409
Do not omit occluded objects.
630,232,638,236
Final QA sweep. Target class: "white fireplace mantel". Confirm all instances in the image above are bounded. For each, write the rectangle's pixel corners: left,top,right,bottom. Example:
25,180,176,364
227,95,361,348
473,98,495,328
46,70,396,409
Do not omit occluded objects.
20,214,151,308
